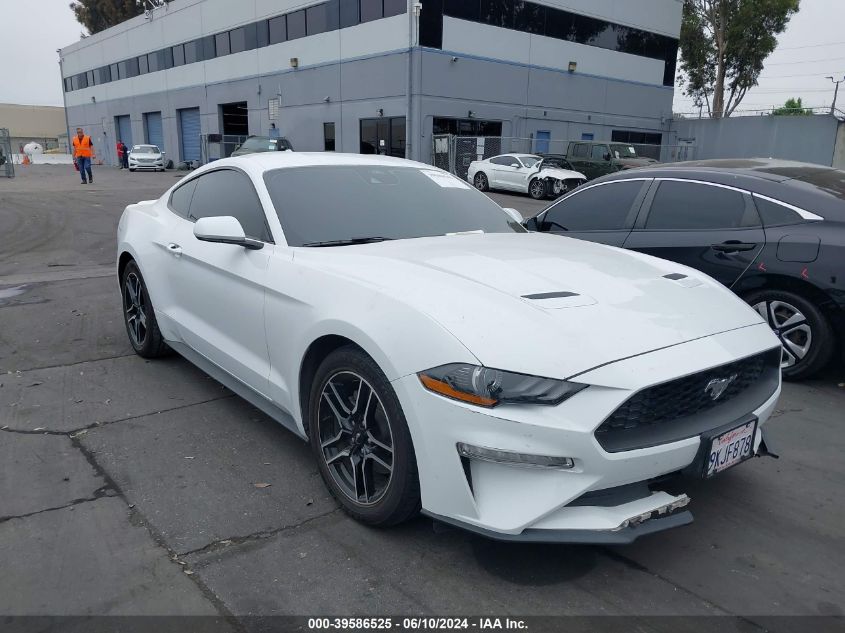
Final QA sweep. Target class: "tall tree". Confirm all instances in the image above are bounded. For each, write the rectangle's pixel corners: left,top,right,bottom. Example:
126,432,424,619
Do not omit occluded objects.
678,0,800,118
70,0,172,35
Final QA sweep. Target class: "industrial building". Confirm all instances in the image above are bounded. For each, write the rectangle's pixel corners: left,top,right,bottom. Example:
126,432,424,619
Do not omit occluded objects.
58,0,682,166
0,103,67,152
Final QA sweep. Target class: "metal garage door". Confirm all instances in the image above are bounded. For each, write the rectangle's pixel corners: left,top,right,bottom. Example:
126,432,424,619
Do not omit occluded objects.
144,112,163,151
178,108,201,164
115,115,133,148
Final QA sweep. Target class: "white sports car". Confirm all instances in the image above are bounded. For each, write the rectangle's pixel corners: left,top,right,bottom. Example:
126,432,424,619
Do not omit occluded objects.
117,153,782,543
467,153,587,199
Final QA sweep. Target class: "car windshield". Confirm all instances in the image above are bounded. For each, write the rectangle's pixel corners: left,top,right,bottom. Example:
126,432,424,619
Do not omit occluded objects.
519,156,542,168
264,165,525,246
132,146,159,154
610,144,638,159
240,137,284,152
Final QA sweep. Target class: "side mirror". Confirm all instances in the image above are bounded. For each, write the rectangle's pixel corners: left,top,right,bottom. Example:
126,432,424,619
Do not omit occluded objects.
603,153,611,161
193,216,263,250
510,163,521,168
523,215,540,231
502,207,522,223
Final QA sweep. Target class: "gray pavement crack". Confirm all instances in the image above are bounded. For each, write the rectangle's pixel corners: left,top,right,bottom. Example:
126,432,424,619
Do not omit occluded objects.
0,393,235,436
177,507,343,559
0,488,115,524
3,352,136,374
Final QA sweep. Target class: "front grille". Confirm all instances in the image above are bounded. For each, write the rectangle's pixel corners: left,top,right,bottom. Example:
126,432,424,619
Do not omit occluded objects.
595,348,780,452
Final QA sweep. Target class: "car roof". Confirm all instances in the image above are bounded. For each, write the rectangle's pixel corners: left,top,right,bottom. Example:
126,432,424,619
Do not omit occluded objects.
133,144,158,148
195,152,432,175
593,158,845,220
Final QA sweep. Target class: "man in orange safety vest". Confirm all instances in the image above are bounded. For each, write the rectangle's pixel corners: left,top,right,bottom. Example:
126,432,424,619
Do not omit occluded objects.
72,127,94,184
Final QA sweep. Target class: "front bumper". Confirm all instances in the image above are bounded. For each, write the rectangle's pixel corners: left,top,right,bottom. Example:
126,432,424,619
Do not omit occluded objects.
393,323,781,543
129,160,164,170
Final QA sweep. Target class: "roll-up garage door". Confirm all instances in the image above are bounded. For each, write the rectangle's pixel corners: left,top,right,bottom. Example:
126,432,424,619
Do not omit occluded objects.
144,112,164,150
115,115,133,149
178,108,201,163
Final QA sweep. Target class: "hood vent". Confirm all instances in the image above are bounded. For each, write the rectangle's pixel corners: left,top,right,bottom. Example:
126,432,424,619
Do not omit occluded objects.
522,291,579,300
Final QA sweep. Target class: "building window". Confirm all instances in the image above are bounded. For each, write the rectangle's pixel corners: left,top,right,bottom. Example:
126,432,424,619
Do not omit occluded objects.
287,10,306,40
172,44,185,66
340,0,358,27
256,19,270,47
432,117,503,137
202,35,216,60
307,0,340,36
360,116,406,157
360,0,382,23
86,70,95,86
384,0,406,18
269,15,287,44
162,47,174,69
514,1,545,34
324,122,336,151
64,77,72,92
147,51,160,72
110,62,120,80
215,32,230,56
138,54,149,74
184,38,202,63
611,130,663,145
229,23,258,54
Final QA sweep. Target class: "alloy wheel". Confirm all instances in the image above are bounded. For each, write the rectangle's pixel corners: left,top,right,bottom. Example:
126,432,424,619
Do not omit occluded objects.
123,272,148,347
753,300,813,369
317,371,395,506
474,173,488,191
530,179,545,198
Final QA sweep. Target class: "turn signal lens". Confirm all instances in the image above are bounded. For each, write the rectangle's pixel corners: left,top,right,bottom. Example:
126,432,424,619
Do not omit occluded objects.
457,443,575,469
418,364,586,408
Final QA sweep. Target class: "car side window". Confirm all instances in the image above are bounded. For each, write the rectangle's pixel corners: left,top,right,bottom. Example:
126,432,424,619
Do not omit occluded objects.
591,145,608,160
187,169,272,242
645,181,753,230
542,181,644,231
752,195,805,226
490,156,513,166
168,178,198,218
571,144,588,158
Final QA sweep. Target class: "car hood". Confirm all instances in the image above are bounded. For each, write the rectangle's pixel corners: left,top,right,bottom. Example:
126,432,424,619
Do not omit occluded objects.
296,233,764,379
536,167,586,180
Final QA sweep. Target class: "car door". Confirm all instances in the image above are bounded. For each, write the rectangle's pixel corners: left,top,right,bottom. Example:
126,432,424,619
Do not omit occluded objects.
530,179,649,246
163,168,274,396
623,179,765,288
489,156,521,190
589,144,614,178
567,143,591,178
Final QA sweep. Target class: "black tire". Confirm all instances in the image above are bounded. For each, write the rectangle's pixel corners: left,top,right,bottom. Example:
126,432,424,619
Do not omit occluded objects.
473,172,489,192
744,289,834,380
121,260,170,358
529,178,546,200
308,346,420,526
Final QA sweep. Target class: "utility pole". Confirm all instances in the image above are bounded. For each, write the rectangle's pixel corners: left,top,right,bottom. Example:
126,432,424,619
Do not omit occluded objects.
827,75,844,115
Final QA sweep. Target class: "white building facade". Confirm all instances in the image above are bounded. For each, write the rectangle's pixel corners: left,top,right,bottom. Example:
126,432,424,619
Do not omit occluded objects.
59,0,682,165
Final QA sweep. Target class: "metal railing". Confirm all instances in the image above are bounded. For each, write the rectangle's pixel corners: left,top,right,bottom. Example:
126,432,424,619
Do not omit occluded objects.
0,128,14,178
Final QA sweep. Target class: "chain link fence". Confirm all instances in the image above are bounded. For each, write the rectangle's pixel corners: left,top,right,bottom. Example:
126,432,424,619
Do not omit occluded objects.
433,135,695,182
0,128,14,178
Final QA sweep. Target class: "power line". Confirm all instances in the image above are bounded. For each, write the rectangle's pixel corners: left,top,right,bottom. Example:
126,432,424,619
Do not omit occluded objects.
758,72,845,79
765,55,845,66
770,40,845,51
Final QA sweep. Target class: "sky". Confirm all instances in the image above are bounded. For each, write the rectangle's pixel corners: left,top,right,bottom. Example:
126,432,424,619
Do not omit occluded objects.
1,0,844,114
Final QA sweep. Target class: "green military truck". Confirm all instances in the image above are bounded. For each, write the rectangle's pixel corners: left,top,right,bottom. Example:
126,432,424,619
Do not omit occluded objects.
563,141,659,180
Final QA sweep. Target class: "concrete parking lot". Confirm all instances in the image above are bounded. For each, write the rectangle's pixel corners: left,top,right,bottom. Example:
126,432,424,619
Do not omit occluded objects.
1,165,843,629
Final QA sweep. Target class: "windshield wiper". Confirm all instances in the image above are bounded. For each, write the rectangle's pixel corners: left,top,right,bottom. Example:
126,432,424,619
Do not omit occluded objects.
301,237,394,247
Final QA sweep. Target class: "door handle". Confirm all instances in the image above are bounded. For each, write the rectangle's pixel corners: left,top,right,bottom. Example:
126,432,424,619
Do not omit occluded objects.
167,243,183,258
711,241,757,253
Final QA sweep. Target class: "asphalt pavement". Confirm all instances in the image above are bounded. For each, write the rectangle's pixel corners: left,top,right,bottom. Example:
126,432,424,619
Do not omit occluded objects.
1,165,843,630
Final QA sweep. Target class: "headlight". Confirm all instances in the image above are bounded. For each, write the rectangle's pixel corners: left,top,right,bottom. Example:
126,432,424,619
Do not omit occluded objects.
418,363,586,407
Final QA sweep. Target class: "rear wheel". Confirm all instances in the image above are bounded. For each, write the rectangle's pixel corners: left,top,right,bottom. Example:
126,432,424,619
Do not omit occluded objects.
529,178,547,200
473,172,489,192
745,289,834,380
308,346,420,526
121,261,170,358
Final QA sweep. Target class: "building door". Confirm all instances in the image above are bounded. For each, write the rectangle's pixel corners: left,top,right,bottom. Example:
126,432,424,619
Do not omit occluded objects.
144,112,164,150
360,117,405,157
219,102,249,157
535,130,550,154
178,108,201,164
115,115,133,149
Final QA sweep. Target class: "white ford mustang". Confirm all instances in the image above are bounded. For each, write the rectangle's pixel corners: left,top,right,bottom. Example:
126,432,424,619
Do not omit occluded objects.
467,153,587,199
117,153,782,543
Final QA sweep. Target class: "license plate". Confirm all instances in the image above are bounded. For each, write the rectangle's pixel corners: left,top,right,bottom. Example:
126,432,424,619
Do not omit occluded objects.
704,420,757,478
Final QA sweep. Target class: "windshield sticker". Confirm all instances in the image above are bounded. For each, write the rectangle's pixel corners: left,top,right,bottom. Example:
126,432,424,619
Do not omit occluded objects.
420,170,472,189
